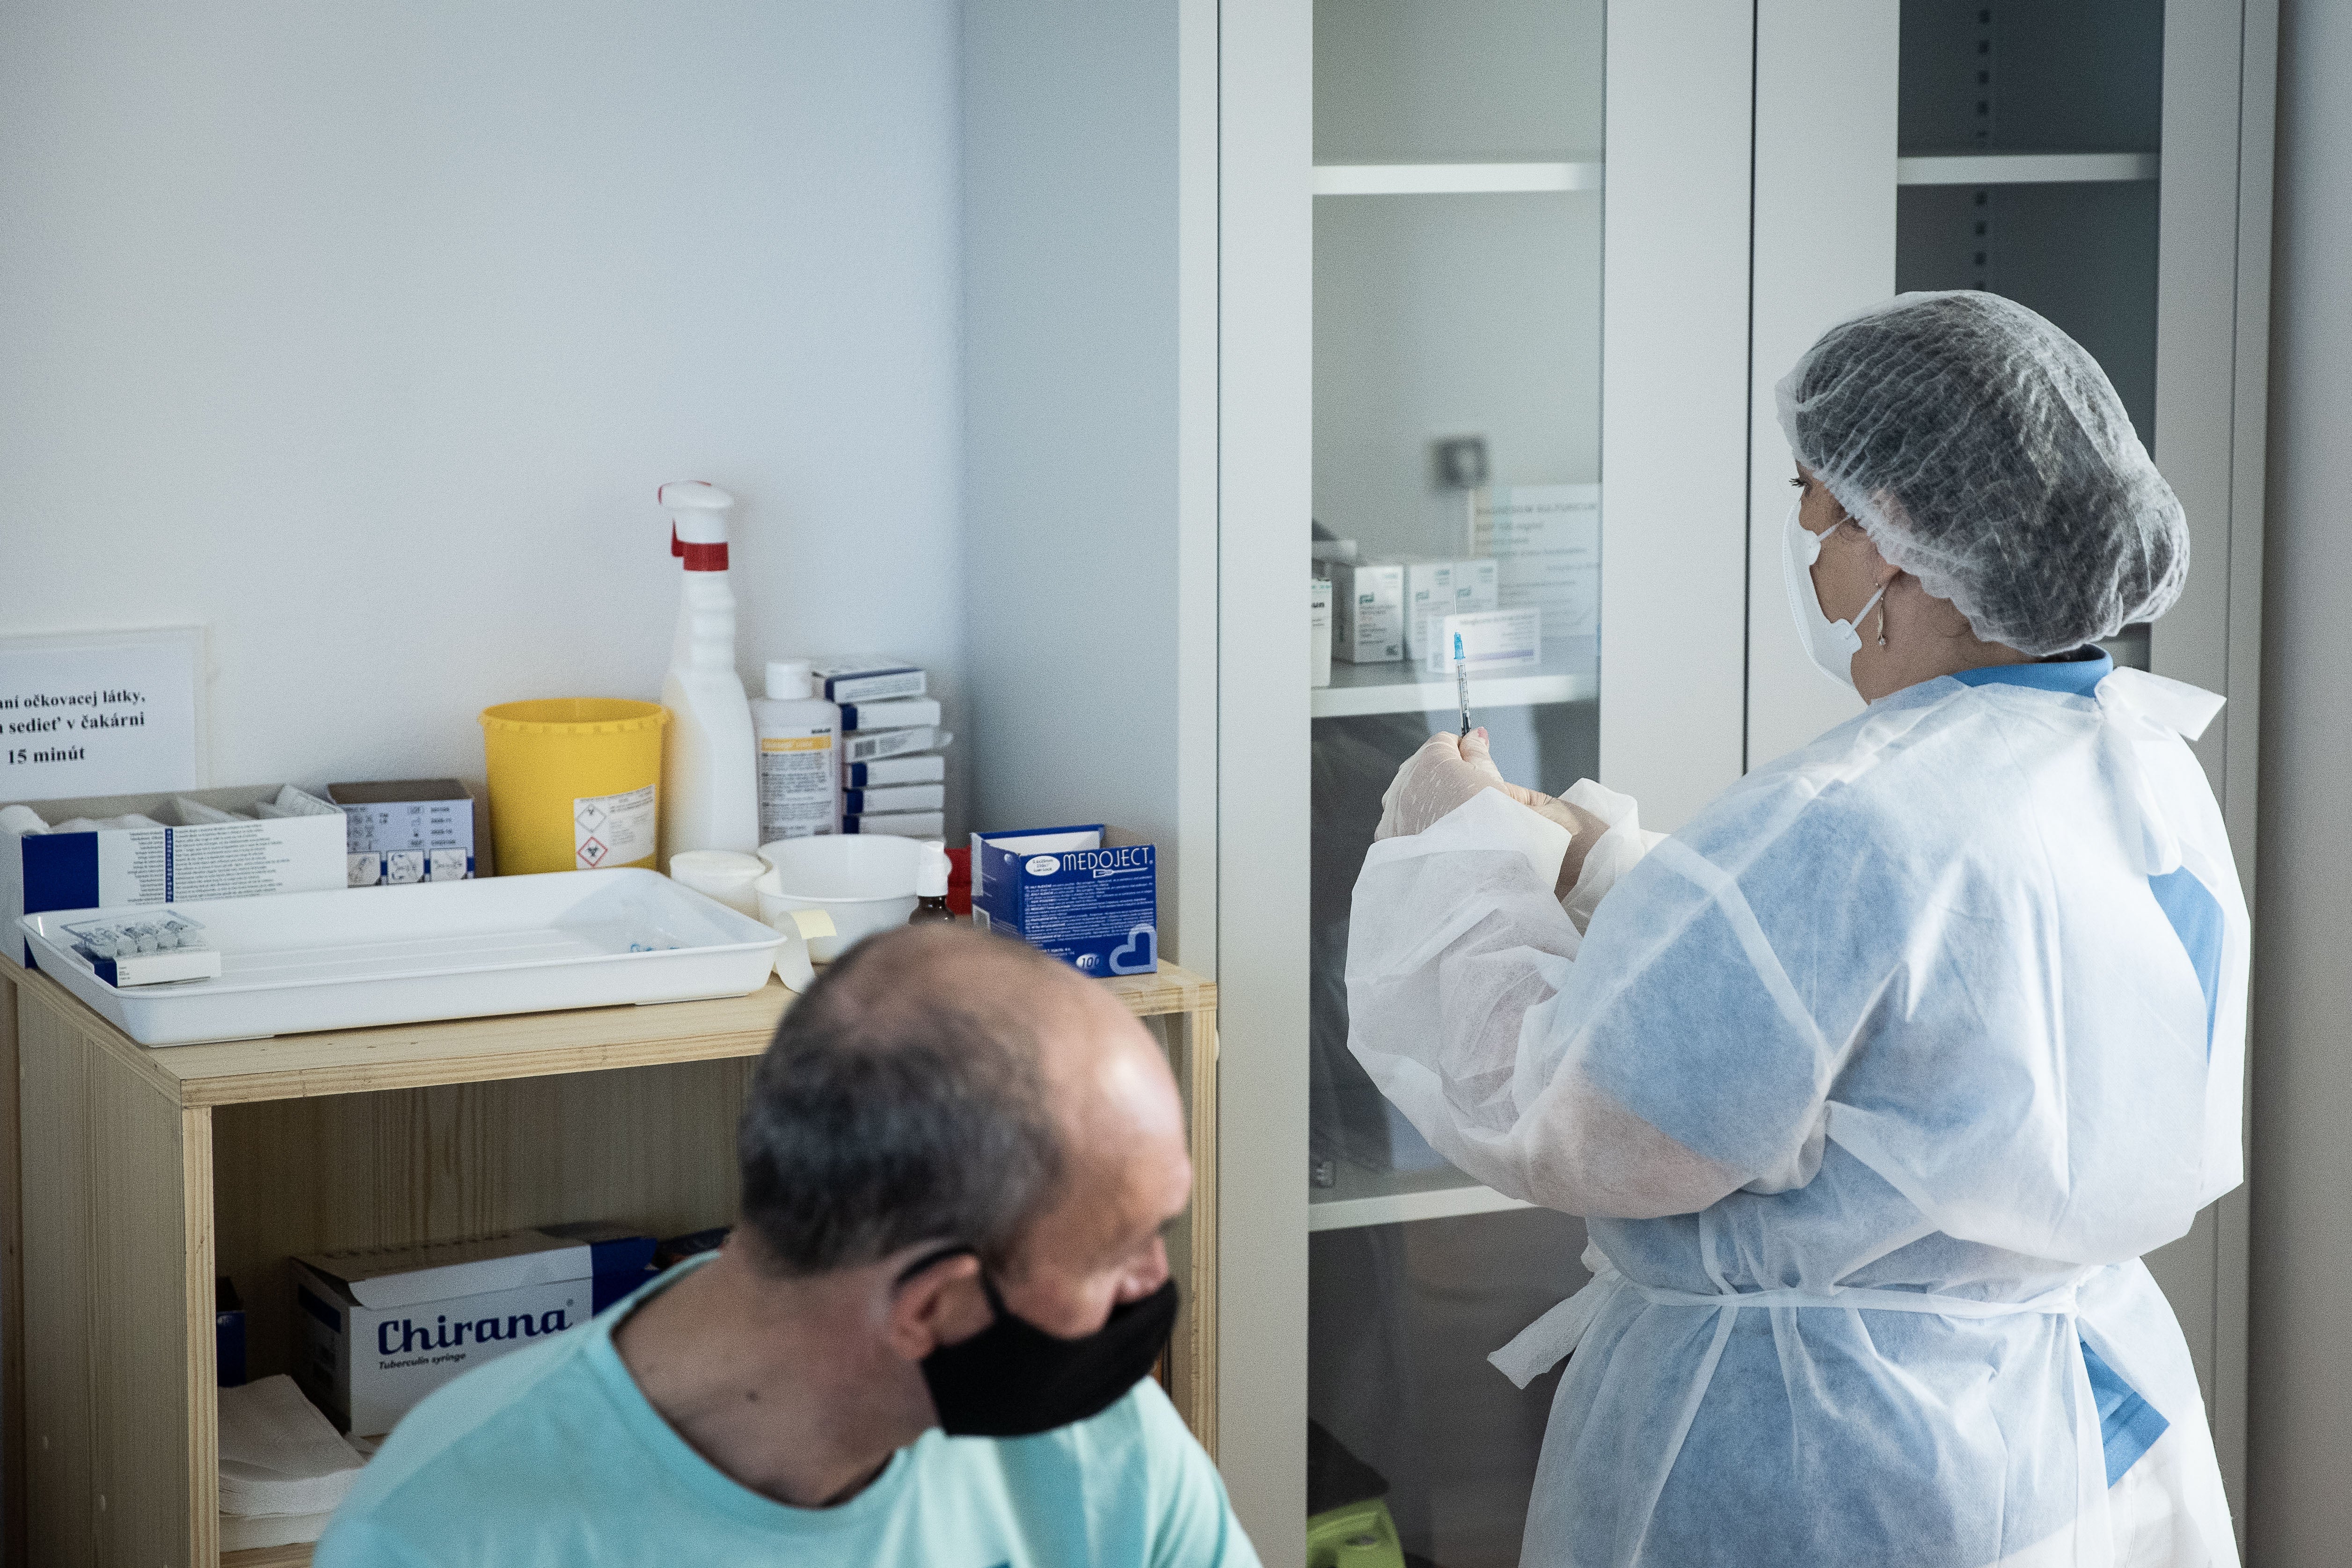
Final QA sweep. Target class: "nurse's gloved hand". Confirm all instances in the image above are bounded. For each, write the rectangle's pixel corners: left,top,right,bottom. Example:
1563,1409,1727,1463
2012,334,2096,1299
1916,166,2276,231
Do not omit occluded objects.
1376,732,1611,897
1458,731,1613,895
1374,731,1500,841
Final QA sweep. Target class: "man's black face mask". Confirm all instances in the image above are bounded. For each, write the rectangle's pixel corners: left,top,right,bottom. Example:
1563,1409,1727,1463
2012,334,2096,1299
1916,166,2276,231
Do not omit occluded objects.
908,1249,1179,1439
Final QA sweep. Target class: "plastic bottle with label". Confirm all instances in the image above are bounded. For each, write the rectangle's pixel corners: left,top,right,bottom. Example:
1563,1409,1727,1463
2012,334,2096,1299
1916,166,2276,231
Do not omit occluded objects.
657,481,759,867
751,660,840,843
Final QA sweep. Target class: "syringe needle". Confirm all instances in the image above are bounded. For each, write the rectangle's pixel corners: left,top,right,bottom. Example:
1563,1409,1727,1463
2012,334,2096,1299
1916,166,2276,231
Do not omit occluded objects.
1455,632,1472,737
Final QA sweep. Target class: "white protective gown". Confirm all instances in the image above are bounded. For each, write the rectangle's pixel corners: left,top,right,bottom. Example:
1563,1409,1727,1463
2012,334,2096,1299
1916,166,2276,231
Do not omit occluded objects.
1346,658,2246,1568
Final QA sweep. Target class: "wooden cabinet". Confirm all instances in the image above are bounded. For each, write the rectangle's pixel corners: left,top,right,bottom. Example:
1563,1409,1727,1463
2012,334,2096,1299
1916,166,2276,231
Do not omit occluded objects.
2,960,1217,1568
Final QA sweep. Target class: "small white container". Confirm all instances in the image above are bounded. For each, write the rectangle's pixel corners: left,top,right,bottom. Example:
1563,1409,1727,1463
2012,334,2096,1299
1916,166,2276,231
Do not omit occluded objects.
755,835,922,961
665,849,768,917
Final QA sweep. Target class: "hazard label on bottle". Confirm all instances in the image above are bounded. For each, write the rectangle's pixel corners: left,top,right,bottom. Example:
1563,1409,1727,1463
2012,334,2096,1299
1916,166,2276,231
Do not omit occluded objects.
575,783,656,869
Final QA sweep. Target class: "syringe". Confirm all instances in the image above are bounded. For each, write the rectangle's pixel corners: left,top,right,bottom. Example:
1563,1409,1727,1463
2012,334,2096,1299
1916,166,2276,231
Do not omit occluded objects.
1454,632,1472,737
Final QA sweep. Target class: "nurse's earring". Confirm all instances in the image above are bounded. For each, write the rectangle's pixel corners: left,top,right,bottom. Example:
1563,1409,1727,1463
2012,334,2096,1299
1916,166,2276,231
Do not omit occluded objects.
1876,600,1888,648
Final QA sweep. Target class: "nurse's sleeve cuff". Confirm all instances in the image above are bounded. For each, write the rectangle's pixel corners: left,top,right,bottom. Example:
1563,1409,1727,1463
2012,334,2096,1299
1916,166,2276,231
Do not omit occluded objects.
1410,787,1575,895
1560,780,1664,934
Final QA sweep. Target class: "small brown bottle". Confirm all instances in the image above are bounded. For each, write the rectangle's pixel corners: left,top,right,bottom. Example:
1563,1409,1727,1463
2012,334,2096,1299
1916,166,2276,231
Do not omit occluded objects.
907,839,957,925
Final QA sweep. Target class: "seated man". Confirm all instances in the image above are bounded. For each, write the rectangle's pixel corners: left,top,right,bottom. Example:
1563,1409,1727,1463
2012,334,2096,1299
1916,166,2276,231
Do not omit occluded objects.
318,924,1256,1567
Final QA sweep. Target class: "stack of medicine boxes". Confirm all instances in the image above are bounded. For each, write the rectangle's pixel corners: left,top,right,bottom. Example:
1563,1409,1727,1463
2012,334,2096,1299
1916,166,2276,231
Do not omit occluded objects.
817,658,950,838
1315,542,1503,671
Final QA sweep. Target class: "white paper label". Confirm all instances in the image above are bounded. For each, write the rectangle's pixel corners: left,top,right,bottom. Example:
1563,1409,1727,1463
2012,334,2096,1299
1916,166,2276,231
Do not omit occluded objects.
1424,606,1544,674
758,732,836,840
0,629,202,797
573,784,656,869
1473,485,1600,638
95,828,169,904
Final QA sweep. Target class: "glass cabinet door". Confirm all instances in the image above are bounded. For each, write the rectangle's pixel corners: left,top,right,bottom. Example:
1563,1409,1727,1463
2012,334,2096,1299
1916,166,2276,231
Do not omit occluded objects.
1307,5,1603,1563
1893,0,2164,671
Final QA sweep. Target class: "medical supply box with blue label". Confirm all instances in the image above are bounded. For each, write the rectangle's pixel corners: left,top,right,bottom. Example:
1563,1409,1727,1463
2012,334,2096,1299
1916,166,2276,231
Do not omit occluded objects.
1,785,348,966
293,1224,655,1437
970,824,1158,976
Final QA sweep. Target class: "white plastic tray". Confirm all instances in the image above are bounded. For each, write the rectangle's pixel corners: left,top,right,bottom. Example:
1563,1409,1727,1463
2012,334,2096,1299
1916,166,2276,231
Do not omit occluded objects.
18,869,783,1047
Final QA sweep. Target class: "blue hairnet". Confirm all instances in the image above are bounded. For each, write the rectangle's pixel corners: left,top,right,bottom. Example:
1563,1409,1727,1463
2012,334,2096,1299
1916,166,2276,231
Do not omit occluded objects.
1775,292,2189,657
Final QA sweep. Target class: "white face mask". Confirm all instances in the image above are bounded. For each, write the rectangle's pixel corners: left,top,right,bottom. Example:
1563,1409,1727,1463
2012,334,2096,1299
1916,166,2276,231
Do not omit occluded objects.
1781,496,1887,691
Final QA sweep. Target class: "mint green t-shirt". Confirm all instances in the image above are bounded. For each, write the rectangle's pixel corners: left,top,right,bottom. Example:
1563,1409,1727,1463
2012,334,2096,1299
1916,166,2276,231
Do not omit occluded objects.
315,1259,1257,1568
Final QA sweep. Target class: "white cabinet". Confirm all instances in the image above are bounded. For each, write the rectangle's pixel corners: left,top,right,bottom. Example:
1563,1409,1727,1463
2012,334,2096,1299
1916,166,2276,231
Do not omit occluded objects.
966,2,2269,1559
1746,2,2272,1535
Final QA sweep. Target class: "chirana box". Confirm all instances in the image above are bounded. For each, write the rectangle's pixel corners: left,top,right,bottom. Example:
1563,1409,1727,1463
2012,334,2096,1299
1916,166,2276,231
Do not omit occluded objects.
970,824,1158,976
293,1226,650,1436
1,785,347,966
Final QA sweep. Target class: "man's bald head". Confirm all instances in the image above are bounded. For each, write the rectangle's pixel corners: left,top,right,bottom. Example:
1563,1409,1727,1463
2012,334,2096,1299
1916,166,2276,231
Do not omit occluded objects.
735,924,1159,1278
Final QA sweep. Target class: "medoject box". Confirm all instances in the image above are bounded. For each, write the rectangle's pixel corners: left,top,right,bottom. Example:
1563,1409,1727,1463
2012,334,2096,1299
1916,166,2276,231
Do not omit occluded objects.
971,824,1158,976
294,1226,650,1436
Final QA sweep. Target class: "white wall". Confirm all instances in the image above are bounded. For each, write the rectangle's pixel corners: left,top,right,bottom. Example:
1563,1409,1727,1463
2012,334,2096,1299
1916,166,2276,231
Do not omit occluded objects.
961,4,1218,957
2250,2,2352,1558
0,1,966,833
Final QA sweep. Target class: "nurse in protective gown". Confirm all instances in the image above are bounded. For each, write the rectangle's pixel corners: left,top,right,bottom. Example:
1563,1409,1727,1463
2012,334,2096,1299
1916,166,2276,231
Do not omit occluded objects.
1348,292,2245,1568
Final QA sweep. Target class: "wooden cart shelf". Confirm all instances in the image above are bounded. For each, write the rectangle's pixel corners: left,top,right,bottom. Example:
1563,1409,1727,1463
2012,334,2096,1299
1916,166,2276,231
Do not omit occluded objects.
2,957,1217,1568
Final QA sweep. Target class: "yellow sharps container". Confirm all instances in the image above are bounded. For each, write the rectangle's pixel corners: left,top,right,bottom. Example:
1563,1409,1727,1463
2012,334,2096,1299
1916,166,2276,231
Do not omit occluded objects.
479,699,669,875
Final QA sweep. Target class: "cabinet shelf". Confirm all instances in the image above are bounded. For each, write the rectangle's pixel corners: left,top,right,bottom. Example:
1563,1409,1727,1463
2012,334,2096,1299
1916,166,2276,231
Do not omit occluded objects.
1309,1161,1533,1232
1894,152,2159,186
1314,160,1603,197
1313,654,1597,720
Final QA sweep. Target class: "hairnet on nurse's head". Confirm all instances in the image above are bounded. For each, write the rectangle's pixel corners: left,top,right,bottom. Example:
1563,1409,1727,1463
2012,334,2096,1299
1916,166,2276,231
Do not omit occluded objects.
1775,291,2188,657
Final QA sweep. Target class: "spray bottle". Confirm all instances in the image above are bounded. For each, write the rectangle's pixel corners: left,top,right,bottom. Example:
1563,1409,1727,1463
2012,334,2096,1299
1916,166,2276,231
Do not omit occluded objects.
657,481,759,866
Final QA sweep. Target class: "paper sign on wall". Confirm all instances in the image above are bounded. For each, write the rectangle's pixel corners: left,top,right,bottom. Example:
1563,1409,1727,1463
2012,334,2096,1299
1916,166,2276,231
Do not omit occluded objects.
0,629,204,799
1473,484,1601,640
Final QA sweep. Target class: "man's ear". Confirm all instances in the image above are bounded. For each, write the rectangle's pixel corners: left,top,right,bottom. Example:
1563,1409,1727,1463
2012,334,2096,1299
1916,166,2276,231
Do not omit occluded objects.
884,1252,989,1362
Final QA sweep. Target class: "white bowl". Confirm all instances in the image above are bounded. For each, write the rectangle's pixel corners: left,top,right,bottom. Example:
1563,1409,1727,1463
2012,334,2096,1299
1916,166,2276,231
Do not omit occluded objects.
755,836,922,960
665,849,768,917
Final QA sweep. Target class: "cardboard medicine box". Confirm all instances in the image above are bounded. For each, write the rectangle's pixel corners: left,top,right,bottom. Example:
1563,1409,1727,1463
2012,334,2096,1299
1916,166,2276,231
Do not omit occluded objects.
293,1226,650,1436
1403,558,1500,662
843,810,945,838
807,657,927,704
1,784,347,967
843,753,945,789
971,824,1158,976
1309,577,1333,688
326,778,477,887
1328,560,1404,664
1422,605,1543,675
841,783,944,817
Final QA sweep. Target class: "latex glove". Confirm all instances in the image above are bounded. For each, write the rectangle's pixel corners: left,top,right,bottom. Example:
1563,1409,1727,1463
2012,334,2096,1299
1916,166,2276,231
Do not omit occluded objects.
1374,730,1499,842
1376,731,1611,897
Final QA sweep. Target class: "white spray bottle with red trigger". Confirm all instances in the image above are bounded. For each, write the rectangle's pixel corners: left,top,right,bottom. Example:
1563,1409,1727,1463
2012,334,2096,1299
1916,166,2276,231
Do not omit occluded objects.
657,481,759,866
